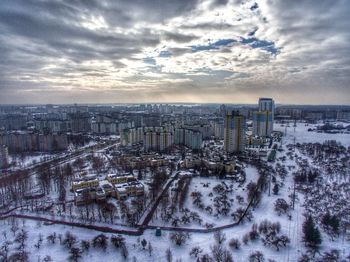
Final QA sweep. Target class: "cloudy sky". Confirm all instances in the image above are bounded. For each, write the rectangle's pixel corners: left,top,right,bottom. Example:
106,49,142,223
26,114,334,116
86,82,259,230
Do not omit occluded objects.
0,0,349,104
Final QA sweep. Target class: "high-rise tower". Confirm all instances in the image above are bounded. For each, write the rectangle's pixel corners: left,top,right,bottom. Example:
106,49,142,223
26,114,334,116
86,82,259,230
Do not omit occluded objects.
224,111,246,153
253,111,273,137
258,98,275,113
253,98,275,137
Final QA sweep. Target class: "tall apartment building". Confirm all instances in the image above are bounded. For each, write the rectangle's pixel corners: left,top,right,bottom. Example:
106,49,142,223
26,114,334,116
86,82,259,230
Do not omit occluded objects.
68,112,91,133
34,118,69,133
212,121,224,139
91,115,118,134
253,97,275,137
258,98,275,113
118,121,135,134
121,127,144,146
174,128,203,150
0,132,68,152
185,129,202,150
143,128,173,152
253,111,273,137
0,113,28,131
224,111,246,153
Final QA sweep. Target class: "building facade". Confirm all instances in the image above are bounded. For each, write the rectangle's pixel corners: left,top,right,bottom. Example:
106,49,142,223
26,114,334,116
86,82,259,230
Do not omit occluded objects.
0,132,68,152
143,128,173,152
224,111,246,153
253,97,275,135
258,97,275,113
253,111,273,137
174,128,203,150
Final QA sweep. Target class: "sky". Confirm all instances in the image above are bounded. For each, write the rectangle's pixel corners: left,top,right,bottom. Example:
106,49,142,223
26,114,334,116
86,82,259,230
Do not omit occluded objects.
0,0,349,105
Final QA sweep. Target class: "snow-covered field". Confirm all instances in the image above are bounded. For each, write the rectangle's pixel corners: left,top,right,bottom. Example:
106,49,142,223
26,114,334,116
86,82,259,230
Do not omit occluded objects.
150,166,260,228
275,122,350,147
9,152,61,169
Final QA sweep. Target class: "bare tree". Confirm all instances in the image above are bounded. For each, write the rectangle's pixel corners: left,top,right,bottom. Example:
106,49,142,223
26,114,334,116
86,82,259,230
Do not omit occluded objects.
214,231,226,245
211,244,233,262
228,238,241,250
69,247,82,262
92,234,108,251
121,244,129,259
47,232,57,244
189,246,203,258
81,240,90,252
62,232,77,249
148,242,153,257
169,232,189,246
166,248,173,262
249,251,264,262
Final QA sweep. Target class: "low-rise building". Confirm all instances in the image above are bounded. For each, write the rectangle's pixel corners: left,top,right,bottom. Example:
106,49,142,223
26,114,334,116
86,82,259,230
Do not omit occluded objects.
106,173,135,184
72,173,144,204
106,174,144,200
95,186,106,202
184,156,202,168
74,187,97,205
71,176,99,191
100,180,114,197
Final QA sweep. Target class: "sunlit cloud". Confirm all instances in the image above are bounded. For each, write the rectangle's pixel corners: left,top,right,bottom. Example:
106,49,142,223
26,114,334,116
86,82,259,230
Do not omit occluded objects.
0,0,349,104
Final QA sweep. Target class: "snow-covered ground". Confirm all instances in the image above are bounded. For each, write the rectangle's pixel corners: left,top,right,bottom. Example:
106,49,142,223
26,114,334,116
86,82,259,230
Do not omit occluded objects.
150,166,259,228
9,152,62,169
1,121,349,261
275,122,350,147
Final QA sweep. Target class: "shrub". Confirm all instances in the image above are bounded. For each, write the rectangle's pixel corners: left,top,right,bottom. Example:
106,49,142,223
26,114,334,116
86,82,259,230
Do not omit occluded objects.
92,234,108,251
169,232,189,246
228,238,241,249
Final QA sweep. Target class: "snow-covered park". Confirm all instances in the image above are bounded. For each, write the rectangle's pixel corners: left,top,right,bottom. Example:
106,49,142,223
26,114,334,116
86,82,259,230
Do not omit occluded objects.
1,121,349,261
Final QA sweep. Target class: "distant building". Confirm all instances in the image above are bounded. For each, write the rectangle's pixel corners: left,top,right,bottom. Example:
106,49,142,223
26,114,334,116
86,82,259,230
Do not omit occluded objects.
255,97,275,135
219,104,227,116
181,123,212,140
174,128,203,150
253,111,273,137
0,132,67,152
224,111,246,153
91,115,117,134
142,114,161,127
0,145,9,168
275,108,302,119
212,121,224,139
0,114,28,130
184,129,202,150
127,127,144,145
337,111,350,120
305,111,323,121
68,112,91,133
259,97,275,113
34,118,69,133
118,121,135,135
143,127,173,152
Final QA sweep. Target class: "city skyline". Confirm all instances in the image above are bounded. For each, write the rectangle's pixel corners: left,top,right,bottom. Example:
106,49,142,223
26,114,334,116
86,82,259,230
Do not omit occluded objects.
0,0,349,105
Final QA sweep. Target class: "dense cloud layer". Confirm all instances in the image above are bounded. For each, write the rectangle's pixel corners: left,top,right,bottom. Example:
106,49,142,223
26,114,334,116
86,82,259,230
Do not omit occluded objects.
0,0,349,104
